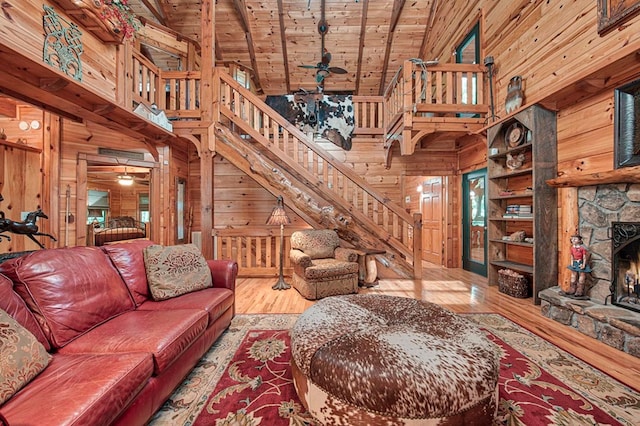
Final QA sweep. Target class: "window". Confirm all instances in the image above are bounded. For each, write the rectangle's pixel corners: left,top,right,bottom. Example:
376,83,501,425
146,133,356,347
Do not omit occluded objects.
176,178,186,243
139,193,150,222
456,22,480,114
614,78,640,168
87,190,109,226
234,68,250,89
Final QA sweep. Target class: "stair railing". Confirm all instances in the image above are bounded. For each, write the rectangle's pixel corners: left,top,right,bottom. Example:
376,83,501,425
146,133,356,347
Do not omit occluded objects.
215,70,419,262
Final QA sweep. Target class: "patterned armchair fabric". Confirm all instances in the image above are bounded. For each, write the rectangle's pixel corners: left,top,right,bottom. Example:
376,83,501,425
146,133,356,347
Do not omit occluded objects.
289,230,359,300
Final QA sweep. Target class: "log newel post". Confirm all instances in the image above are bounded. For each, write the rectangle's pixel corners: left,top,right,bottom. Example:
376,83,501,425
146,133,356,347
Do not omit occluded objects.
413,212,422,279
200,149,214,259
198,0,215,259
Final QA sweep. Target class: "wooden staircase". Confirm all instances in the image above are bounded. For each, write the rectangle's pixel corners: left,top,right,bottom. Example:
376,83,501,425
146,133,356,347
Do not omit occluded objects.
213,71,421,279
123,42,490,278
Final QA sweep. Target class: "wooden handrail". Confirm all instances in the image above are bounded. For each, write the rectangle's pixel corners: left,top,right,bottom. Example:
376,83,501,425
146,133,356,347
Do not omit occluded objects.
215,71,418,261
383,60,487,145
212,227,308,277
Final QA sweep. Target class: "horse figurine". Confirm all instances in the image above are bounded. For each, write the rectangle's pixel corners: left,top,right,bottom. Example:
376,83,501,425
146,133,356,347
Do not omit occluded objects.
0,208,57,249
0,193,9,243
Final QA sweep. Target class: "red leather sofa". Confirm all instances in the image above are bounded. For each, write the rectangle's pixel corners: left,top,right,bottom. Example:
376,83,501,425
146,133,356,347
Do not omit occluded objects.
0,240,237,426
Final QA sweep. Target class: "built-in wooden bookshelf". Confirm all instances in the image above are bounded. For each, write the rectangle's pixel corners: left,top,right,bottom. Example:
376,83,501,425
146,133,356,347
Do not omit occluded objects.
486,104,558,304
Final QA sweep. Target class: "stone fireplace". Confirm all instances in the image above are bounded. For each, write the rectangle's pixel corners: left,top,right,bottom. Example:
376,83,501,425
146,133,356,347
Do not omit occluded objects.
539,183,640,358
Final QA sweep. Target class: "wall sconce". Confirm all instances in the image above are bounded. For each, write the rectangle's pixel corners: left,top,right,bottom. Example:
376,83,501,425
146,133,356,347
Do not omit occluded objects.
416,185,423,193
18,120,41,131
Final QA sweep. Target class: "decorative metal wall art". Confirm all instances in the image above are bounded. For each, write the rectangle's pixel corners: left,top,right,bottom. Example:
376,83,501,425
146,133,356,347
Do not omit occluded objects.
42,6,83,82
504,76,524,114
0,194,57,249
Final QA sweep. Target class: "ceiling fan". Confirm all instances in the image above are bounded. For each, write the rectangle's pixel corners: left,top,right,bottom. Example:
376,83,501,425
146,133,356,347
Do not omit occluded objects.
88,166,149,187
298,0,348,85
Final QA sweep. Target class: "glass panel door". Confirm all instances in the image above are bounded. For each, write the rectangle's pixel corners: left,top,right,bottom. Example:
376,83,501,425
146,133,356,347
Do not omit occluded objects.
456,22,480,117
463,168,487,276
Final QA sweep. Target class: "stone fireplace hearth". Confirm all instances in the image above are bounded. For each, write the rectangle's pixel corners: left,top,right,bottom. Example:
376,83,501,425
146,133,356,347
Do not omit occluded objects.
539,183,640,358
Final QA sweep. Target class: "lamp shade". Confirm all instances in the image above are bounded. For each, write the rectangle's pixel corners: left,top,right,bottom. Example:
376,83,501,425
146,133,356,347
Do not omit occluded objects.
266,196,291,226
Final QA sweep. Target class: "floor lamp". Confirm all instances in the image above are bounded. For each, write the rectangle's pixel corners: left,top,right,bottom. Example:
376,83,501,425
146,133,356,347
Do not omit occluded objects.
266,196,291,290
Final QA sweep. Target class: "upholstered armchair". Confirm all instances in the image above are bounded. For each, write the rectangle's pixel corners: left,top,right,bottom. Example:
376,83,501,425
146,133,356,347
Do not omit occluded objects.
289,229,359,300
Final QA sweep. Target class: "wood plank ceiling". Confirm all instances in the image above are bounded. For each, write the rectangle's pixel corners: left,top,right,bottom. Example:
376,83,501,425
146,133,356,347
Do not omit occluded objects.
130,0,438,96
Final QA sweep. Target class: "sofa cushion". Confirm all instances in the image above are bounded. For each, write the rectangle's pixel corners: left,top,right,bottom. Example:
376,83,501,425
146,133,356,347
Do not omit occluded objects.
0,246,135,348
144,244,213,301
138,287,235,326
0,309,52,405
58,309,208,375
0,352,153,426
0,273,49,351
291,230,340,259
102,239,155,306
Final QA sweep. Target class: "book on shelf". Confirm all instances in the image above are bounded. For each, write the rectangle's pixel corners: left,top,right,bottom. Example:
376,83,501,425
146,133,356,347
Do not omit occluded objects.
504,204,532,218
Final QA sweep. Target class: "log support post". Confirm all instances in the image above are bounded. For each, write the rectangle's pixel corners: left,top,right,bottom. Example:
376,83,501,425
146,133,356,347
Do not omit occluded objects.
413,212,422,279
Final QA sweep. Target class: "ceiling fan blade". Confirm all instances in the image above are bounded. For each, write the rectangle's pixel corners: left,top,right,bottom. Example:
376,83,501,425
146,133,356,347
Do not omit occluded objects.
328,66,348,74
298,64,319,69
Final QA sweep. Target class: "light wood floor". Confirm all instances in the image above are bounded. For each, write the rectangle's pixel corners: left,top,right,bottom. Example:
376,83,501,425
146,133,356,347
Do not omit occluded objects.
235,263,640,392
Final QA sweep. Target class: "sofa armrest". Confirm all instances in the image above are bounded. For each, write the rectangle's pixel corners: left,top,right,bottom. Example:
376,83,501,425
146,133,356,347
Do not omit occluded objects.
290,249,312,268
207,260,238,291
335,247,358,262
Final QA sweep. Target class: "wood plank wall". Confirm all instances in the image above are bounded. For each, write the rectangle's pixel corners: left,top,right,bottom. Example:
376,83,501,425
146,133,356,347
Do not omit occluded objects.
0,106,46,252
59,120,165,247
1,1,120,101
423,0,640,281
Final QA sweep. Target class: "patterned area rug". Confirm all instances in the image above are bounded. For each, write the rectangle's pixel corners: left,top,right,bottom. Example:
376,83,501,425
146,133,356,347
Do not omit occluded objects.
148,313,640,426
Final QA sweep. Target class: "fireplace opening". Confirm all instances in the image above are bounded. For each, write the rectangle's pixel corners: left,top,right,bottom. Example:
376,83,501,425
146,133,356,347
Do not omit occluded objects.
611,222,640,313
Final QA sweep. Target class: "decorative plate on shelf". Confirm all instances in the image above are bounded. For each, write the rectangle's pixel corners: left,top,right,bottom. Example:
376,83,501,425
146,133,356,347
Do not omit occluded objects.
504,122,525,148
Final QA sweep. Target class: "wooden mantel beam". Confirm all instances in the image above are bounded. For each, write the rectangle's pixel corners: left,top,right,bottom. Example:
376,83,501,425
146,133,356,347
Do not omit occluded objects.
546,165,640,187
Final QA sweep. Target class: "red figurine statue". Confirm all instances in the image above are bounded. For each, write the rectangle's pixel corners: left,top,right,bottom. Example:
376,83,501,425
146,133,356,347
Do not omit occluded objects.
563,233,591,299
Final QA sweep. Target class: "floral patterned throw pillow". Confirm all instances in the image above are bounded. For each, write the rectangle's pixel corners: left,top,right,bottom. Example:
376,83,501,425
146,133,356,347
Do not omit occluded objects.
143,244,213,301
0,308,52,404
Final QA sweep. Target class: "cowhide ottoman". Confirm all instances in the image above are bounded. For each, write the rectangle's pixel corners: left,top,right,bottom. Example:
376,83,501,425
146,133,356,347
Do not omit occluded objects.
290,294,500,425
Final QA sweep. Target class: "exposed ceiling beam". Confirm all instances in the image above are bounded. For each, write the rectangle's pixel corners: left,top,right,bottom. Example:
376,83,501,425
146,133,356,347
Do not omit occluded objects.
139,0,167,26
231,0,262,92
355,0,369,95
277,0,291,93
88,165,150,174
378,0,406,95
0,84,82,123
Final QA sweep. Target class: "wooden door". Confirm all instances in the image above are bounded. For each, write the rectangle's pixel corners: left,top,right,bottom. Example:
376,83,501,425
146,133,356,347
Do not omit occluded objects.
421,177,443,265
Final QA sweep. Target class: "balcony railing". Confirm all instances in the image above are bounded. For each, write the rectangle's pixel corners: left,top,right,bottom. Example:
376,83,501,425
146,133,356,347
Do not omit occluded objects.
130,51,201,119
383,60,487,155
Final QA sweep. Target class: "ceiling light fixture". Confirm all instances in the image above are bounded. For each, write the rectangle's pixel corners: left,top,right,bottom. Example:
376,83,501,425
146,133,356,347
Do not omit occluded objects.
117,168,134,186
